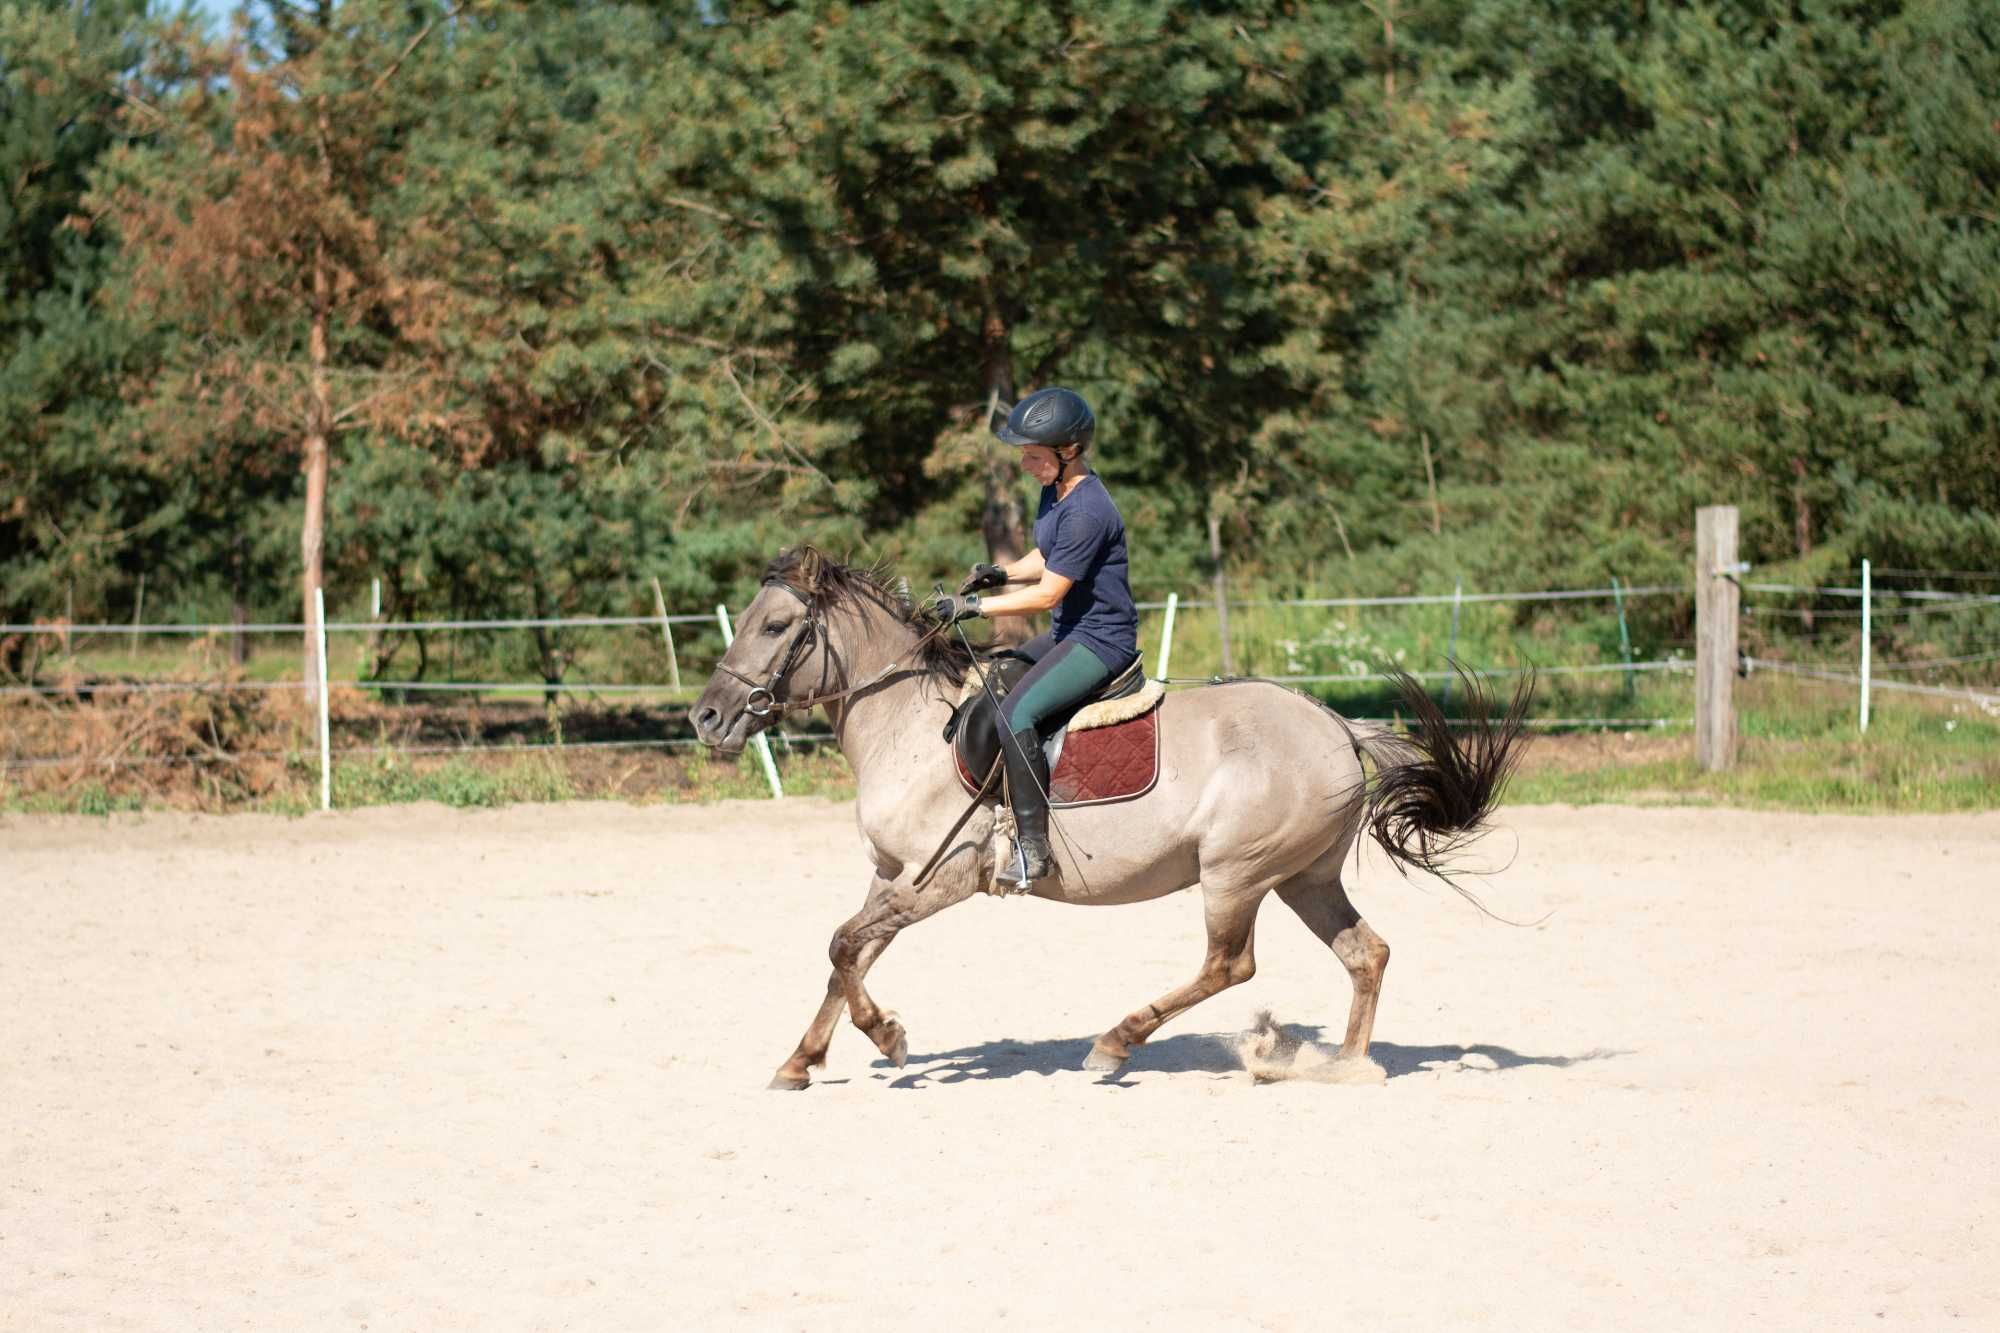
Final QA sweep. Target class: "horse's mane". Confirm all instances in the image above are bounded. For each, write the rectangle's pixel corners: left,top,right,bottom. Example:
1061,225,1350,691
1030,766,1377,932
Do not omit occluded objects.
762,545,976,687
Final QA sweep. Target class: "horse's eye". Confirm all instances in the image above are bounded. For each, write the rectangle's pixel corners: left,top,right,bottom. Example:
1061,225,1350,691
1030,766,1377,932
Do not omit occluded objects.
763,620,790,636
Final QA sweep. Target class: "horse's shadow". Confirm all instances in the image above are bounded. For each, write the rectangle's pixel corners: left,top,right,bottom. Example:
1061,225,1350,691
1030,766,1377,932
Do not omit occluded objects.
880,1027,1625,1087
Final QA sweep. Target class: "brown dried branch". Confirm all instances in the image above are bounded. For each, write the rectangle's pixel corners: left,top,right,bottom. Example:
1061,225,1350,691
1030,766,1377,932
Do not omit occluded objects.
368,2,474,96
717,358,834,491
659,194,769,231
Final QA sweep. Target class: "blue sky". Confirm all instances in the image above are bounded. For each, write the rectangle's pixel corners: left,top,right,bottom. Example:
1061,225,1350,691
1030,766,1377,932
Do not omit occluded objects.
183,0,249,34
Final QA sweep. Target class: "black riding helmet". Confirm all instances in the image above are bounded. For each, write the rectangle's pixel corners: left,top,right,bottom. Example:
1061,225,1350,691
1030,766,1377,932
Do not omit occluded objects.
993,386,1095,451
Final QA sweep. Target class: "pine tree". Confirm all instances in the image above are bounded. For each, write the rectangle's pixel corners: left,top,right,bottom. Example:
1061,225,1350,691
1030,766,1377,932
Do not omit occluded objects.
632,9,1266,544
90,0,466,694
0,0,159,670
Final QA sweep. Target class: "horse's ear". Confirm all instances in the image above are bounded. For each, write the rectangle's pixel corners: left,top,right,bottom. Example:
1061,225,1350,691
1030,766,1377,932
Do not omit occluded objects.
794,545,826,599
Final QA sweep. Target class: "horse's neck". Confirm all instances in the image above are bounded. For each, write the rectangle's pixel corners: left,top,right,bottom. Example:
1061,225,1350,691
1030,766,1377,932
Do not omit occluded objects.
824,605,950,789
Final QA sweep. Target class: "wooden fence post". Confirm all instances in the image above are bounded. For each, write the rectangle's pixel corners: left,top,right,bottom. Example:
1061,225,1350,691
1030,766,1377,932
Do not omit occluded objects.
1695,505,1739,771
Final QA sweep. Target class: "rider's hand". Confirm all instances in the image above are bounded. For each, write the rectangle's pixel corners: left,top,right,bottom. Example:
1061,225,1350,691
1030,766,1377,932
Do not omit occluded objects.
933,593,983,624
959,563,1008,595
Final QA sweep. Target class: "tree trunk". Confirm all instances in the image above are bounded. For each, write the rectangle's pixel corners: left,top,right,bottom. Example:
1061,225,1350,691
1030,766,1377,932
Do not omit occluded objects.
1376,0,1397,101
1420,429,1442,537
1330,502,1356,563
301,241,332,703
979,300,1032,645
302,83,336,703
230,536,248,668
530,579,564,744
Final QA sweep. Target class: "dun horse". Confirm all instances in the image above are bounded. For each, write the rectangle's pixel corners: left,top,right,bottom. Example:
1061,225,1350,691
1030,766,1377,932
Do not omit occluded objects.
693,547,1530,1090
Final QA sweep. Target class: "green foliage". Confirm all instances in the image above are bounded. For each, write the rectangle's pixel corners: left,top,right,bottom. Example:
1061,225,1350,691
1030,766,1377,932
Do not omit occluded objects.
333,752,576,808
0,0,171,660
1509,687,2000,813
0,0,1993,670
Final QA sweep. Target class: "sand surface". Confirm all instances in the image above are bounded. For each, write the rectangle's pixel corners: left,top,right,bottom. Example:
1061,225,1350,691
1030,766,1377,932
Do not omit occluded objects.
3,800,1996,1331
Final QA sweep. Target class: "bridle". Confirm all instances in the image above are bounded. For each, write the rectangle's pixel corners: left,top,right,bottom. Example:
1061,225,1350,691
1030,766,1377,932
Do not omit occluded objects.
710,580,827,718
711,578,958,720
710,574,1027,894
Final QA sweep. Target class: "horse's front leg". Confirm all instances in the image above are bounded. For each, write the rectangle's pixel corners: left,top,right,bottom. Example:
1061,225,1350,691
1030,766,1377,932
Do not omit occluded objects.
767,940,885,1092
768,872,978,1090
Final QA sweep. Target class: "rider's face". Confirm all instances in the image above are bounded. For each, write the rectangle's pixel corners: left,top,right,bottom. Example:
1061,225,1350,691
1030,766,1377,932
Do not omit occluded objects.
1019,446,1064,486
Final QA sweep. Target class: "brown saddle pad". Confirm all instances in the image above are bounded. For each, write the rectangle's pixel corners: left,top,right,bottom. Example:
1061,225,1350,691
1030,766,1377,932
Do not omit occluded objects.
953,707,1162,807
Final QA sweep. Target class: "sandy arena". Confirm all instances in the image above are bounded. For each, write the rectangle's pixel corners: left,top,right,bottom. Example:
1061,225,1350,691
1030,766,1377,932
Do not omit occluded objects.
3,800,1996,1330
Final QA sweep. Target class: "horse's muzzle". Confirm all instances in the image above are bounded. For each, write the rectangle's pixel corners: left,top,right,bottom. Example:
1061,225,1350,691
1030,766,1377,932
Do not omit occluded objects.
691,695,751,756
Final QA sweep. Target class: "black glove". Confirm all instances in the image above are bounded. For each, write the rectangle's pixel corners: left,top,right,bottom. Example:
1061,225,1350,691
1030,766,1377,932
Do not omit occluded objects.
959,563,1008,595
933,593,983,624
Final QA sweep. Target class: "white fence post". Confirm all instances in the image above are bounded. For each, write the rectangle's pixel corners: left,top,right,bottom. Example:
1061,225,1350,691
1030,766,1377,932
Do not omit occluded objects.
1156,592,1179,680
1441,577,1464,708
365,576,382,678
1860,558,1872,734
716,603,783,799
315,586,332,811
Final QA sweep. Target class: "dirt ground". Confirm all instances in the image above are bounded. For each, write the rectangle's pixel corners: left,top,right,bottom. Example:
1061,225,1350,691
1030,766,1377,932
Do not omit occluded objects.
3,800,1996,1331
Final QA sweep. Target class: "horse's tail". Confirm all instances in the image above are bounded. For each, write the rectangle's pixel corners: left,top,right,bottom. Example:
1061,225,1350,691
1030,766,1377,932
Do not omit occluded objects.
1353,664,1533,881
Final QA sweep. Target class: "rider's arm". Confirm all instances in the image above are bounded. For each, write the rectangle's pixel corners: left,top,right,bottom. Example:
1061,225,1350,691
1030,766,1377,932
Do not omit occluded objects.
978,569,1073,618
1004,549,1046,583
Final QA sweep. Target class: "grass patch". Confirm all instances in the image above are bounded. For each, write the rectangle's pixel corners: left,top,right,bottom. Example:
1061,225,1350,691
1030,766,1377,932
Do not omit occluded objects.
1506,676,1999,812
334,753,577,808
327,740,856,811
1509,750,2000,812
0,781,147,817
675,746,855,803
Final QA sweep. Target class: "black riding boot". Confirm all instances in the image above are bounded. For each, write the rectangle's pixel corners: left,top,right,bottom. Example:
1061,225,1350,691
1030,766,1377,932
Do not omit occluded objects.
1001,726,1055,882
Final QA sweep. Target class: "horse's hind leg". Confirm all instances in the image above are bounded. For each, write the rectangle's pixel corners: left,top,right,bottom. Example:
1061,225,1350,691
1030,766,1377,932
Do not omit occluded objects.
1276,870,1390,1060
1085,892,1264,1073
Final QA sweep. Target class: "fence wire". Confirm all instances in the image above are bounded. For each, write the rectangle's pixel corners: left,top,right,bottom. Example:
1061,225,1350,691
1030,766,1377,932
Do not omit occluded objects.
11,572,1997,789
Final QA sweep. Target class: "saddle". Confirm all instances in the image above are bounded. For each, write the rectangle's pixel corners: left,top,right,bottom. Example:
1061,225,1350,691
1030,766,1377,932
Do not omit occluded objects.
944,653,1166,807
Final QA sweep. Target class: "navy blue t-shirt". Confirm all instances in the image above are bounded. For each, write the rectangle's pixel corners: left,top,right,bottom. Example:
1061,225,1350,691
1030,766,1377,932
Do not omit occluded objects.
1034,473,1139,672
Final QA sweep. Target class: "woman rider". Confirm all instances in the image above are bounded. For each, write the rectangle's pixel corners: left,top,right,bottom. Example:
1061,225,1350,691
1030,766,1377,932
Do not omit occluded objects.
933,387,1140,881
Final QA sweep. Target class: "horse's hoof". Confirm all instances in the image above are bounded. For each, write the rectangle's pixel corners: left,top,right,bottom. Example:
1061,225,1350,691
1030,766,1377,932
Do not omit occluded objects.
875,1012,908,1069
768,1072,811,1091
1083,1042,1128,1073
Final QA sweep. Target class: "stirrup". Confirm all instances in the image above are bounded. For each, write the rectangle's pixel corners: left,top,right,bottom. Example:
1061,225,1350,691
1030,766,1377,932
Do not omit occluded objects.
1007,837,1054,889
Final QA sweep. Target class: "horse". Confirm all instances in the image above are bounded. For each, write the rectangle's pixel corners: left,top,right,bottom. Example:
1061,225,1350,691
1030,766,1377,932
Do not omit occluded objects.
691,547,1530,1090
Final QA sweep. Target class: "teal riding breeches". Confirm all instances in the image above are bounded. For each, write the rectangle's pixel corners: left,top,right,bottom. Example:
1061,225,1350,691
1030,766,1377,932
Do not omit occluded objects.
999,633,1117,736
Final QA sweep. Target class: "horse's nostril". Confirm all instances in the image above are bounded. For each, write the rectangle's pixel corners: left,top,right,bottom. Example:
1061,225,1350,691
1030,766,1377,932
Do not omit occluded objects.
693,705,720,733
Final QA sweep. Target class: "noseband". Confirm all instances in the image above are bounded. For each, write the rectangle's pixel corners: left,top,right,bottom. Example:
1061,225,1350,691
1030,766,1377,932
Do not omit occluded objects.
712,580,825,718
